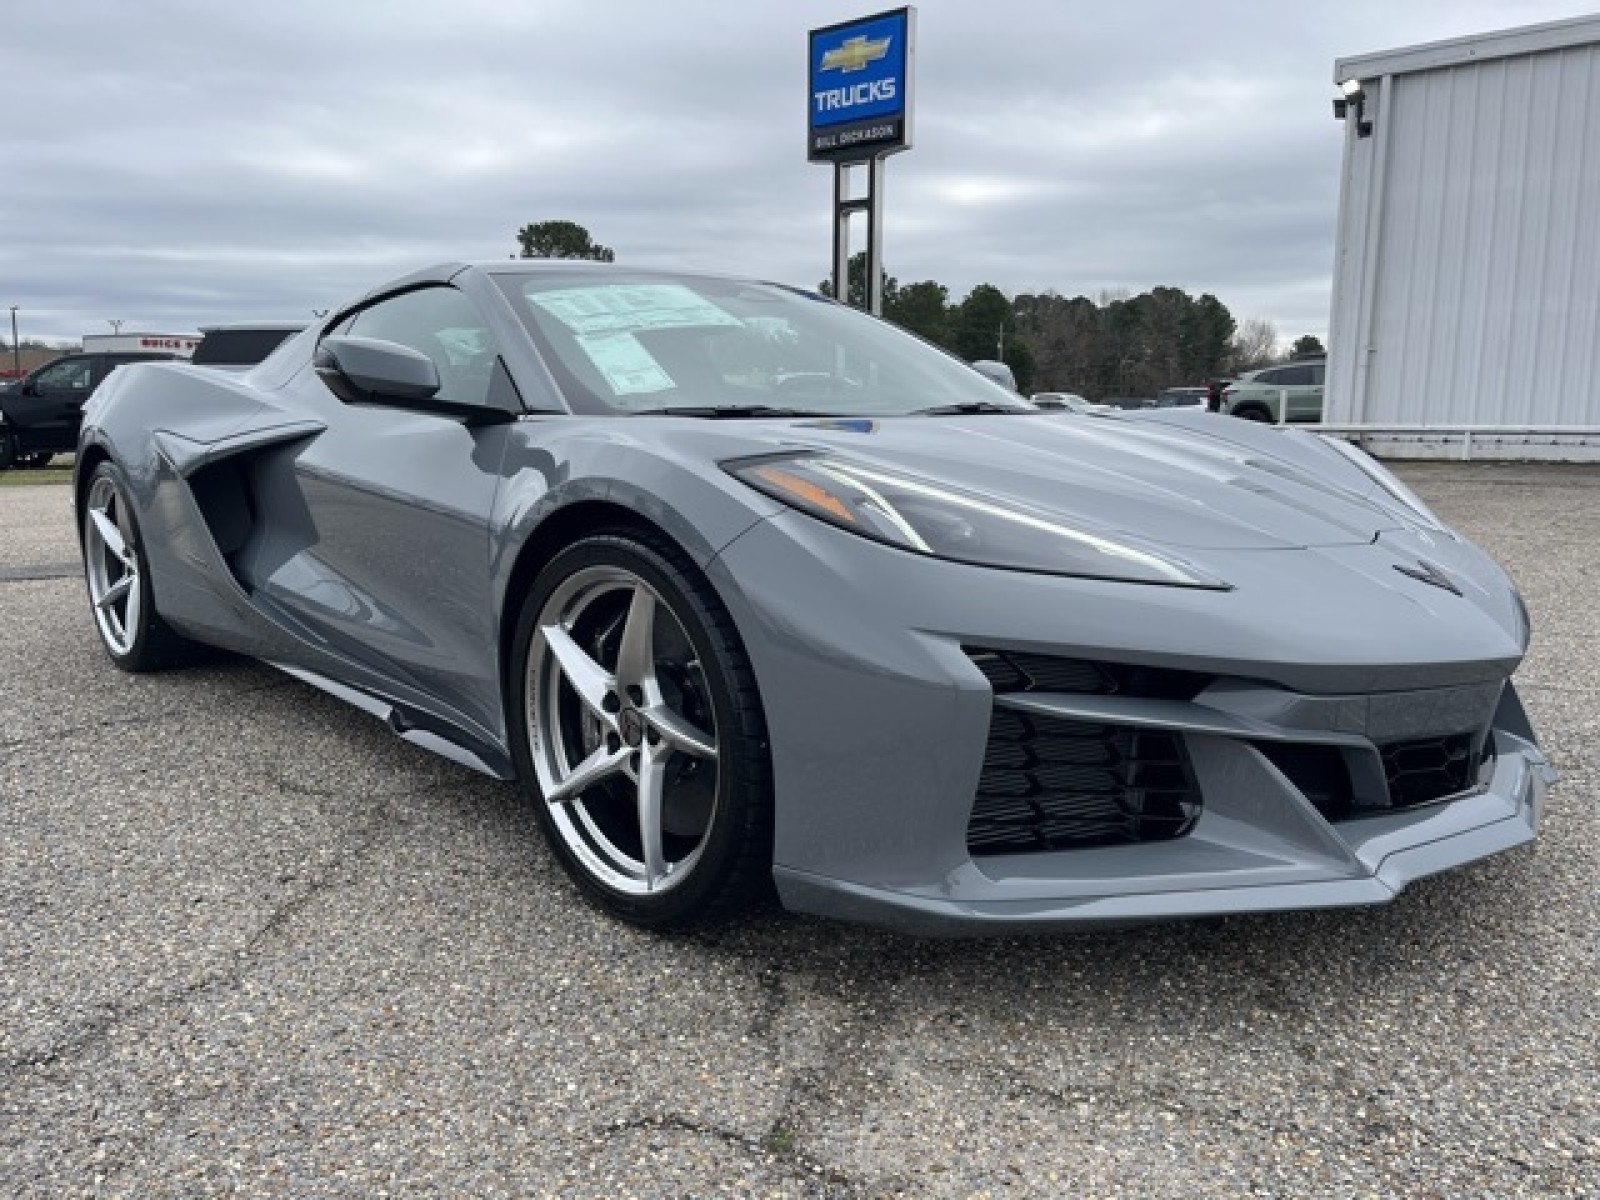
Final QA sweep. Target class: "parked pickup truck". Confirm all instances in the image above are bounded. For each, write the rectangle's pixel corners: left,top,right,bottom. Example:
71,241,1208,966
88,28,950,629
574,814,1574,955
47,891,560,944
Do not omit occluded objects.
0,351,175,469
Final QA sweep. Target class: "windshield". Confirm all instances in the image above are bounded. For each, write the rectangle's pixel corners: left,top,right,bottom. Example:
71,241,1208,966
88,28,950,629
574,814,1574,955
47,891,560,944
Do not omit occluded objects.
494,272,1033,417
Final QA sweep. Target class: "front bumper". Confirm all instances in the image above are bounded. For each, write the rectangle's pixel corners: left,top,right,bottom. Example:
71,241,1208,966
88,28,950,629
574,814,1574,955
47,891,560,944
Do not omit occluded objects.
773,726,1551,934
710,510,1552,934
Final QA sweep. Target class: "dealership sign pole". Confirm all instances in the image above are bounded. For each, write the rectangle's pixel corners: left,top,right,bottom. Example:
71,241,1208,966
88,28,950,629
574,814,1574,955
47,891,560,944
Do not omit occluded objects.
808,7,915,315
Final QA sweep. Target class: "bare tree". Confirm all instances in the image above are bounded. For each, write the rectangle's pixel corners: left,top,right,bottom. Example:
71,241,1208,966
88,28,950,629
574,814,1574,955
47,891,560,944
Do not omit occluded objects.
1229,318,1279,371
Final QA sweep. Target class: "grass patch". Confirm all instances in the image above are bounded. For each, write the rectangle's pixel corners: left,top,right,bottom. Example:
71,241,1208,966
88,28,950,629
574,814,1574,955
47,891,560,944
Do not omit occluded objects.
0,466,73,486
764,1125,798,1155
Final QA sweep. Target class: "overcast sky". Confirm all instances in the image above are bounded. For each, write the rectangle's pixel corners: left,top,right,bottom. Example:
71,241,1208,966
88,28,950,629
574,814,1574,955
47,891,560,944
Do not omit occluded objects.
2,0,1592,346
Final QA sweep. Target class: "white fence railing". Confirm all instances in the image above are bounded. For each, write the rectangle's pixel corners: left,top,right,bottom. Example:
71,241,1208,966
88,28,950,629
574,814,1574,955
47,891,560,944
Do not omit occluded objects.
1268,389,1600,460
1306,423,1600,461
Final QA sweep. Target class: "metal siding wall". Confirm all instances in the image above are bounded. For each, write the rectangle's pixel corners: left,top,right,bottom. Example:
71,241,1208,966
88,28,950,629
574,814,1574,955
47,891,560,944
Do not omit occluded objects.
1325,83,1375,424
1334,45,1600,433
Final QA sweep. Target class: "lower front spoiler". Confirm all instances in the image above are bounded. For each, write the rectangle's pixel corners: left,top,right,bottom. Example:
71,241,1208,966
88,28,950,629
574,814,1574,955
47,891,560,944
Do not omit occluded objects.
773,736,1552,936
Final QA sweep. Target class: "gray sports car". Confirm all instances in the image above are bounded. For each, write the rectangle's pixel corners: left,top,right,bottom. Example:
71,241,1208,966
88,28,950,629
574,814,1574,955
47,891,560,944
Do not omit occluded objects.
75,261,1554,932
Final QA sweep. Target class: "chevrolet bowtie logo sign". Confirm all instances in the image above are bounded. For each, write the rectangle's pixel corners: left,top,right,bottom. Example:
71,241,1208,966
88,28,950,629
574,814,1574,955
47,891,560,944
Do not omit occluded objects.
821,35,892,73
807,8,914,163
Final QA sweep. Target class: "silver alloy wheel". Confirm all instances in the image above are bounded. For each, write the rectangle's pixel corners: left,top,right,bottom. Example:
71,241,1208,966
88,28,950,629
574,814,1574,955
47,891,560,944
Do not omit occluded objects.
83,474,142,657
527,565,721,896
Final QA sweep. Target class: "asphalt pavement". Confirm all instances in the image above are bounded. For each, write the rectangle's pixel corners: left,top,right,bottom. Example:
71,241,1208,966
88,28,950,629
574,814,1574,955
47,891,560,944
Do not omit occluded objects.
2,464,1596,1198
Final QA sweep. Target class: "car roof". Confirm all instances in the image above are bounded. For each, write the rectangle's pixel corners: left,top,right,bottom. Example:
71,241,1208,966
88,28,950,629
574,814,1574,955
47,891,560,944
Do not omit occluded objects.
331,261,808,327
54,350,170,360
198,321,308,333
376,260,784,292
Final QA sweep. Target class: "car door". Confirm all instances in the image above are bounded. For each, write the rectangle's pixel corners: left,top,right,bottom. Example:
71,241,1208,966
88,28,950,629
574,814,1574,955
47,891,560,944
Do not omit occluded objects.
19,355,95,452
1257,364,1316,422
249,283,522,742
1280,364,1322,422
1300,362,1326,421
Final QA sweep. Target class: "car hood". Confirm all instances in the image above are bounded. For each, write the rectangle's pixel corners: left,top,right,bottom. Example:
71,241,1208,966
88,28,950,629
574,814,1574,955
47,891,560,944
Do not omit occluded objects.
688,411,1416,551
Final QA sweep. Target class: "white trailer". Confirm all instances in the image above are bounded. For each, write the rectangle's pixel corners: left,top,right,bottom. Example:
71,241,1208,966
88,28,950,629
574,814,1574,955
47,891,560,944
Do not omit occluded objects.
1326,15,1600,460
80,332,201,358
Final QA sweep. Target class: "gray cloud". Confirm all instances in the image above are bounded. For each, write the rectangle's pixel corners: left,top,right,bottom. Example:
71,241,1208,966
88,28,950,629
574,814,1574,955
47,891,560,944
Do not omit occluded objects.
2,0,1591,345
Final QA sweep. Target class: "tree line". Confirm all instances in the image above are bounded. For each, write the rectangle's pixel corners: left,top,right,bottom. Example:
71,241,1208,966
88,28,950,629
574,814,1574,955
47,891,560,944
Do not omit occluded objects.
822,253,1322,396
515,221,1323,398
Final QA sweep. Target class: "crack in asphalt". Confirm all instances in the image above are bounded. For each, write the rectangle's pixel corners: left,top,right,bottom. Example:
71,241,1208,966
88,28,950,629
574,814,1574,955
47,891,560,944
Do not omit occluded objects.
0,794,419,1085
681,939,923,1198
595,1112,868,1196
0,562,79,582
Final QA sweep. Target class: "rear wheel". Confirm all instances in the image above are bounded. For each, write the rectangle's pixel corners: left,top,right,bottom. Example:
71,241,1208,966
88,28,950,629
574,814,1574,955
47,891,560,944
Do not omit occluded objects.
81,462,193,671
511,531,772,928
0,432,16,470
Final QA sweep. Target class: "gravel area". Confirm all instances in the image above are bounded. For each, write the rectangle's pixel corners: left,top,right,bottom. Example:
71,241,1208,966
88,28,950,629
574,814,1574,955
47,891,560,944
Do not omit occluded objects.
1,464,1595,1198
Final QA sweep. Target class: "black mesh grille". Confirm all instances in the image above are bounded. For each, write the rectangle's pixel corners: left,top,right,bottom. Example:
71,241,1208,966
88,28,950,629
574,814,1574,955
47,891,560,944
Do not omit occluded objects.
968,709,1201,855
965,648,1211,701
1259,731,1485,822
1379,733,1482,808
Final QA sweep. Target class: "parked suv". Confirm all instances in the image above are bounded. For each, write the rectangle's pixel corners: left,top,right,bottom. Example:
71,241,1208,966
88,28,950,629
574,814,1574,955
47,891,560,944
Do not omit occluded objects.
1221,360,1325,422
0,351,175,469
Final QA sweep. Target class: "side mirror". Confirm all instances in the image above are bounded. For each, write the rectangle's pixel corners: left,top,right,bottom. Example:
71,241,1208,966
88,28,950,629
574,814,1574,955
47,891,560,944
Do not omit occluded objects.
970,359,1018,392
21,380,38,397
314,335,440,406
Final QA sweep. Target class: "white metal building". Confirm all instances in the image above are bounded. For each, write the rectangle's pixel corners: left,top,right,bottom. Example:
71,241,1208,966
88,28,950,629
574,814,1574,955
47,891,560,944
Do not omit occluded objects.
1326,15,1600,460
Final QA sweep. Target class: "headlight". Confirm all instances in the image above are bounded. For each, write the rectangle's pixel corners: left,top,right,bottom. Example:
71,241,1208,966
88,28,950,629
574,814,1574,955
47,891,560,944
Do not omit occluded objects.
727,454,1228,589
1318,435,1453,535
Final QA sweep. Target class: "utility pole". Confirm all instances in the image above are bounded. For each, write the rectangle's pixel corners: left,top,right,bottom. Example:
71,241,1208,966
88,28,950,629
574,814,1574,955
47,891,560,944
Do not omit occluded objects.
8,307,18,378
996,323,1005,360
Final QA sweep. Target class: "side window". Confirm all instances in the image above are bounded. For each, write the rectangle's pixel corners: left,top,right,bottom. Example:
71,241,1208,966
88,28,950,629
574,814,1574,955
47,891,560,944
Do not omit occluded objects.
33,358,93,392
1310,363,1326,385
1266,365,1312,387
345,286,502,408
103,355,158,378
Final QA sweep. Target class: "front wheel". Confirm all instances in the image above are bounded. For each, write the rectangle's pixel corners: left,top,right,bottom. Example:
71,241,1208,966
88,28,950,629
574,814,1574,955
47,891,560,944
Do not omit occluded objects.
1233,405,1272,422
81,462,193,671
510,531,773,928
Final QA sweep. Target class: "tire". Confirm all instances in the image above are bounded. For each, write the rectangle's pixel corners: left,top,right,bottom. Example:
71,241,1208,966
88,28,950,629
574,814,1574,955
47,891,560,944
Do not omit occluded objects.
510,530,773,929
81,461,194,672
0,431,16,471
1233,405,1272,422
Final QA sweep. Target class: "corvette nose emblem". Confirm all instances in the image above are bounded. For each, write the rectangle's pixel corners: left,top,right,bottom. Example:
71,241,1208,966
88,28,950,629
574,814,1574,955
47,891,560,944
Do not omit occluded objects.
1394,559,1462,596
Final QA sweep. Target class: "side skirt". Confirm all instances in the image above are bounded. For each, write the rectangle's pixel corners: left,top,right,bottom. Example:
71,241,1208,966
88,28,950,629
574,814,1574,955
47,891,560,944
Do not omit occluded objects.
268,661,517,781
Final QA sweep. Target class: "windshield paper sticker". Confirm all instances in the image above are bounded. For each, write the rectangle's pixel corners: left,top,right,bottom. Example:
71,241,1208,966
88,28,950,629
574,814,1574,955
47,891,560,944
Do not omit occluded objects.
529,284,742,337
577,332,675,396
